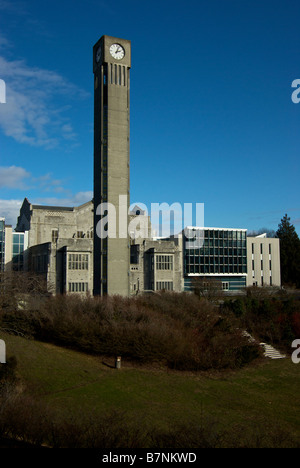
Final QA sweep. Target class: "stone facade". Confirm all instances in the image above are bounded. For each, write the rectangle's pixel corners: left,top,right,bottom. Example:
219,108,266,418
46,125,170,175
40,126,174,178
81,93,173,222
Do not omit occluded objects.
128,208,183,294
130,237,183,295
13,199,281,295
16,199,94,295
16,198,93,247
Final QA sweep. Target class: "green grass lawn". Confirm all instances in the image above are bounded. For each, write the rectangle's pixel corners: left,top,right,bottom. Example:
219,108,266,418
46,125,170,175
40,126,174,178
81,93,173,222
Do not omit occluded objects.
2,331,300,445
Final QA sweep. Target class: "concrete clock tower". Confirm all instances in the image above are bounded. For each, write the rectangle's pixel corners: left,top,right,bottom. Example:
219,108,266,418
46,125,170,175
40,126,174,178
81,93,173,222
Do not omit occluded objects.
93,35,131,296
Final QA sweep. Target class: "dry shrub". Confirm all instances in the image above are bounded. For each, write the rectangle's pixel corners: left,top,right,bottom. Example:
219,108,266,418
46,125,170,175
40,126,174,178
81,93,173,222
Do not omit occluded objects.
223,292,300,353
1,292,260,370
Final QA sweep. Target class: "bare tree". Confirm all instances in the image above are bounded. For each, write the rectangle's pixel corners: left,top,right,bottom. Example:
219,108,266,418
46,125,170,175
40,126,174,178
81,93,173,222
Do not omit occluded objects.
0,271,49,314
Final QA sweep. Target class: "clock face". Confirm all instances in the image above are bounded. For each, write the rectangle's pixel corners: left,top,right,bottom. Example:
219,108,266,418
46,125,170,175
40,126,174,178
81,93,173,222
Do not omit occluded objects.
109,43,125,60
96,46,102,63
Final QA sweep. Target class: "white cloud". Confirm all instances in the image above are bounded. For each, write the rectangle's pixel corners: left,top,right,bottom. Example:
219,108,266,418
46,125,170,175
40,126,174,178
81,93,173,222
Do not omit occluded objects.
0,54,89,148
0,198,22,226
0,165,31,189
72,191,93,205
0,191,93,228
0,165,74,198
34,191,93,207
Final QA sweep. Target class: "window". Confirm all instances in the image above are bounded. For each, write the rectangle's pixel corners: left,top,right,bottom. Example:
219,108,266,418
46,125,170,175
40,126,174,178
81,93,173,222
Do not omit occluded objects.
269,244,272,255
269,260,272,270
252,243,254,254
52,230,58,242
156,255,173,270
222,282,229,291
77,231,84,238
68,254,89,270
156,281,173,291
68,282,88,293
260,243,263,254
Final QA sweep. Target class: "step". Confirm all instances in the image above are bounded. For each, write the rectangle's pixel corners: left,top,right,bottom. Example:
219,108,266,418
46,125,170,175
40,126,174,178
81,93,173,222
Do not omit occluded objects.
260,343,286,359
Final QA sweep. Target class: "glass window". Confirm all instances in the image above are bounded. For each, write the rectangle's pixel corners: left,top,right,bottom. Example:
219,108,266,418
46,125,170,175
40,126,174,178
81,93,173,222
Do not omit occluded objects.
156,255,173,270
13,244,20,254
68,253,89,270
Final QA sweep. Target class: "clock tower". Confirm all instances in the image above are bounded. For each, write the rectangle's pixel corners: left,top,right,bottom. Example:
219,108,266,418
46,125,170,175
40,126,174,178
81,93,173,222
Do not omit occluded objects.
93,35,131,296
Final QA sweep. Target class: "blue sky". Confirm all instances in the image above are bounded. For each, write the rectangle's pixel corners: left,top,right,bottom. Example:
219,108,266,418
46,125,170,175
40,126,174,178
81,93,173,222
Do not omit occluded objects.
0,0,299,234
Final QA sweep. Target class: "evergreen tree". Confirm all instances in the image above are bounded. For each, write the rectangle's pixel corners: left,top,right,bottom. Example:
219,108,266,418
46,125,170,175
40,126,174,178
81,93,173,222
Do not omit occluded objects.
276,214,300,288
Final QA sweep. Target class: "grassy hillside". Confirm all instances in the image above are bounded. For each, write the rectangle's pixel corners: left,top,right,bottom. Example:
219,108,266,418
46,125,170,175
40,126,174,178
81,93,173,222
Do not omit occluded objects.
1,330,300,447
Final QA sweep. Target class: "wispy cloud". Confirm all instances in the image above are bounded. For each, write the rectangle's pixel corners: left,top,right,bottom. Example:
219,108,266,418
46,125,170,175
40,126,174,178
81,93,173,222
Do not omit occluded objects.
32,172,69,194
0,53,89,149
0,165,69,195
0,33,11,50
0,0,17,11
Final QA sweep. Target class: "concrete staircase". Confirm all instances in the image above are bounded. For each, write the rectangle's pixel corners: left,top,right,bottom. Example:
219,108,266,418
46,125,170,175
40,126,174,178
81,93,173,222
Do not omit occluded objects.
241,331,286,360
260,342,286,359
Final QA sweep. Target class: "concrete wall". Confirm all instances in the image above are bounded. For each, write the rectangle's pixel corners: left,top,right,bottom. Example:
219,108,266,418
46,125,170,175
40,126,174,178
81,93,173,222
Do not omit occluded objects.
4,225,12,271
93,35,131,297
246,235,281,287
